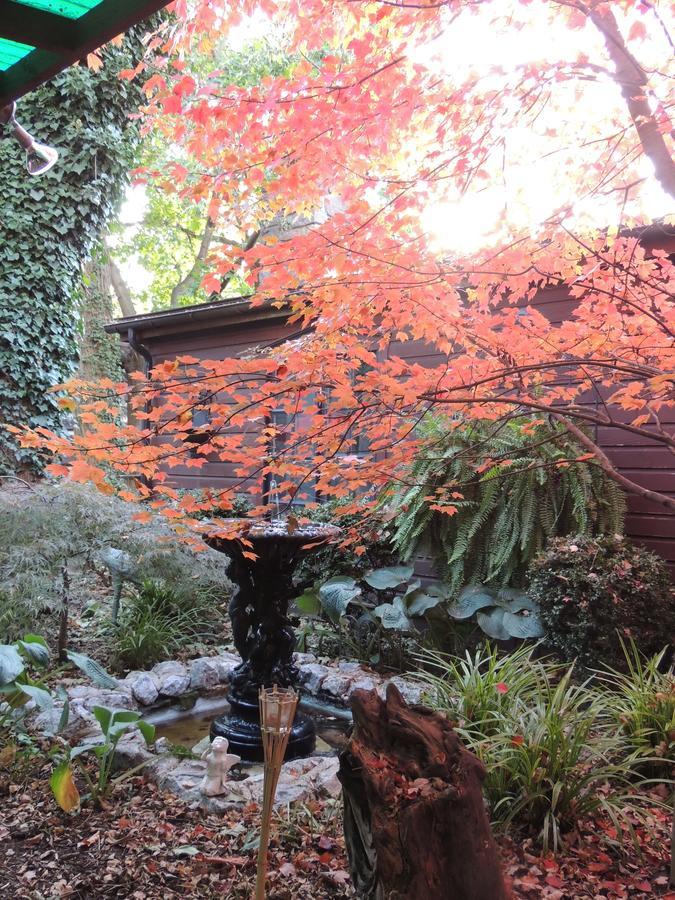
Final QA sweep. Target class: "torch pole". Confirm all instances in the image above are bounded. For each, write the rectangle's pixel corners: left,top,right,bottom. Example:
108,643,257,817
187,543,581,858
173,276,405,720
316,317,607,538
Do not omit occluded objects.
255,685,299,900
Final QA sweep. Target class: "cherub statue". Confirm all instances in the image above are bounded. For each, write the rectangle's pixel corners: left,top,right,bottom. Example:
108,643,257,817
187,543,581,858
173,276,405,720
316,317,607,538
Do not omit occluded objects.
199,736,241,796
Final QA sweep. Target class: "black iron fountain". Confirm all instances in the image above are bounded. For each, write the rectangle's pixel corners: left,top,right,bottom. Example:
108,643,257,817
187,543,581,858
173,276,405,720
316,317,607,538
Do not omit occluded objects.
205,518,341,762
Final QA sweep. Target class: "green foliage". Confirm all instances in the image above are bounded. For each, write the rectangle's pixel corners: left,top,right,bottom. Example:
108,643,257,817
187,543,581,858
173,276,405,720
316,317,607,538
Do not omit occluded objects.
0,481,230,644
301,565,449,667
66,705,155,804
419,644,663,852
528,535,674,669
294,498,398,588
598,640,675,769
112,578,213,670
388,416,626,594
109,39,302,311
447,585,545,640
0,32,148,472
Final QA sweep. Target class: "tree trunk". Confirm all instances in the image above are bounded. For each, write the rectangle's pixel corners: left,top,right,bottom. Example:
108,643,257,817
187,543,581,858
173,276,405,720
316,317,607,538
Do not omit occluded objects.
338,684,509,900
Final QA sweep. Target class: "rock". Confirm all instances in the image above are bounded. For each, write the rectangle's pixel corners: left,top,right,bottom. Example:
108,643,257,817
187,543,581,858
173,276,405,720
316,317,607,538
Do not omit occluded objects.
154,736,172,754
192,735,211,756
130,673,159,706
152,661,190,697
338,661,361,673
385,677,432,706
320,673,353,700
157,759,207,798
294,652,318,666
189,657,221,692
347,676,380,697
213,653,240,683
114,730,155,769
298,663,331,694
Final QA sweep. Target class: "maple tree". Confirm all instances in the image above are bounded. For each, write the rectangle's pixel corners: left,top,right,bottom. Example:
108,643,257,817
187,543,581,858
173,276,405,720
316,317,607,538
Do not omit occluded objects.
12,0,675,529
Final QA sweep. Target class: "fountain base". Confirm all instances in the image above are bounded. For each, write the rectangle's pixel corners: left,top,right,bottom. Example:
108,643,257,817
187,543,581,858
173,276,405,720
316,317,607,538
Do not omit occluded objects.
210,692,316,762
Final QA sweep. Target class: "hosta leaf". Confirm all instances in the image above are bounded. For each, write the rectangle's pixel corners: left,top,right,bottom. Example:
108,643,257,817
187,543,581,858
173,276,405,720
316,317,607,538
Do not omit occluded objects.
503,609,546,639
18,682,53,712
448,585,496,620
17,635,50,667
67,651,118,689
477,607,511,641
406,589,444,617
0,645,24,686
373,597,412,631
50,762,80,813
363,565,414,591
319,577,361,622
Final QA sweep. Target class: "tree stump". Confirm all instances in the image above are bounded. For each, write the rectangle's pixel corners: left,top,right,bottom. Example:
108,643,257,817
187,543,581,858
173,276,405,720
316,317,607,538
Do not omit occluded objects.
338,684,509,900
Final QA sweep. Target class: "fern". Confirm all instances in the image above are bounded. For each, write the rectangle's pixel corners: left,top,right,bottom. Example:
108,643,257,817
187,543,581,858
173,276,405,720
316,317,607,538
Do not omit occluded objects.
387,416,626,594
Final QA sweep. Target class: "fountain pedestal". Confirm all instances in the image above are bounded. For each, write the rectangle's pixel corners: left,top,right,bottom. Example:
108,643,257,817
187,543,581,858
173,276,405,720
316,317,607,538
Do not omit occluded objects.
206,519,340,762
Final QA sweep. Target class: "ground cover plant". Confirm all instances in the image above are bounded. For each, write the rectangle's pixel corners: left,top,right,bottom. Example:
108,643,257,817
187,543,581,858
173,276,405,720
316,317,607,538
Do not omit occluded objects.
419,643,674,853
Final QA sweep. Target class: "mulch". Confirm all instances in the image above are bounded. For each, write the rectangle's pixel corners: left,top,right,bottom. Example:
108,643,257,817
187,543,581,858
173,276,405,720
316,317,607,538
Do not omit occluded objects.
0,758,672,900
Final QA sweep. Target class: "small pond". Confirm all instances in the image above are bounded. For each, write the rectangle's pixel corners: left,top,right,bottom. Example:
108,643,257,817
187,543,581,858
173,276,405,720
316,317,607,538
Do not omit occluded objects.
147,691,352,756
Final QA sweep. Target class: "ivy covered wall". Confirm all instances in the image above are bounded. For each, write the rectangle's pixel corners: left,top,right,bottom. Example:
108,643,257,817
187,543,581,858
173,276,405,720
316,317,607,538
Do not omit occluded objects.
0,34,147,473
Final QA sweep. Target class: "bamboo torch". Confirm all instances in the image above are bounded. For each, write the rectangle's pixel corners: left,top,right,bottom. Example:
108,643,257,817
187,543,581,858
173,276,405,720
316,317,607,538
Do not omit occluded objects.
255,685,299,900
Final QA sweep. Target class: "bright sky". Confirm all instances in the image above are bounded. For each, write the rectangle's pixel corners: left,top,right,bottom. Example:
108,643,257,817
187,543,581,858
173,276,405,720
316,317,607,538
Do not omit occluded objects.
116,1,674,298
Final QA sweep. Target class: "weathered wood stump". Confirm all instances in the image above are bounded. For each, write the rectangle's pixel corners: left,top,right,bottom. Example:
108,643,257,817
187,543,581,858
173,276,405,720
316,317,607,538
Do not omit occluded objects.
338,684,509,900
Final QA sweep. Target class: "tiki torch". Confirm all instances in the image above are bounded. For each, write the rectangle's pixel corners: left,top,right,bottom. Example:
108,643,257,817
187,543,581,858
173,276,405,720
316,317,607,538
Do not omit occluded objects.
255,685,299,900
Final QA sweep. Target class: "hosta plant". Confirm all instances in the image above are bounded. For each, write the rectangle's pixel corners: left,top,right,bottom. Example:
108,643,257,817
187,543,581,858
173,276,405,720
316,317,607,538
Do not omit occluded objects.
296,564,450,665
448,585,545,641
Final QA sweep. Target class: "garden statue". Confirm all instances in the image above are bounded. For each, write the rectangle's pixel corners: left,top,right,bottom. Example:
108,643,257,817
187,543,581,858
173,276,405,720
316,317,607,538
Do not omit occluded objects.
99,547,139,624
199,736,241,796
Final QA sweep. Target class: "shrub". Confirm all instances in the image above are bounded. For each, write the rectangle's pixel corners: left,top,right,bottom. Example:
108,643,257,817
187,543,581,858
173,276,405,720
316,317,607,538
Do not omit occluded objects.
387,416,625,594
528,535,675,669
112,579,213,670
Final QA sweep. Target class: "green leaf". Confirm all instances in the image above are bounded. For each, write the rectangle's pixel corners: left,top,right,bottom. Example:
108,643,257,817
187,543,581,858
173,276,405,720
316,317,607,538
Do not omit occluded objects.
50,761,80,813
295,589,321,616
319,577,361,622
92,705,113,736
373,597,412,631
17,636,50,667
447,585,496,620
476,607,511,641
0,645,24,686
137,720,155,744
17,682,53,712
363,565,414,591
406,589,444,617
503,609,546,639
67,651,118,689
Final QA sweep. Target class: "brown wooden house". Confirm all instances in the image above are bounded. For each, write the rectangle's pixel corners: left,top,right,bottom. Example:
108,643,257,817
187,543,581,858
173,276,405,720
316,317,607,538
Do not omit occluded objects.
105,279,675,578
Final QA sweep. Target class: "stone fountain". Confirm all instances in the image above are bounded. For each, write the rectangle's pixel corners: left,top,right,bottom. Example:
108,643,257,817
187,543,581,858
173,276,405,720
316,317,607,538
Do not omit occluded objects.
205,518,340,761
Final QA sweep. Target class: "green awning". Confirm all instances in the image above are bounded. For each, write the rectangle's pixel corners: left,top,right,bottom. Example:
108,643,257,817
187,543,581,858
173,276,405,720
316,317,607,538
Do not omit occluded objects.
0,0,172,106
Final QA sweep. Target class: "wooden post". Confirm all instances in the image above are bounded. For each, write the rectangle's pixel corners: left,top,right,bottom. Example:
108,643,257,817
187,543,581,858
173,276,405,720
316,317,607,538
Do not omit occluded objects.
338,684,509,900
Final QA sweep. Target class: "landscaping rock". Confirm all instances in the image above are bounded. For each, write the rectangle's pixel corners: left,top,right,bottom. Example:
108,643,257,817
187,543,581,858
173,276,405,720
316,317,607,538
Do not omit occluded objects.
189,657,221,692
346,675,379,697
293,652,318,666
152,661,190,697
385,677,432,706
321,673,354,700
114,730,155,769
337,661,361,673
213,653,240,682
129,673,160,706
298,663,331,694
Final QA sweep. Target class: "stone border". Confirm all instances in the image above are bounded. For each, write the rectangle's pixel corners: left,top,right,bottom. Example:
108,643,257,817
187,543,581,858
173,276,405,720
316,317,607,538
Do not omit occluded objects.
29,652,431,812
